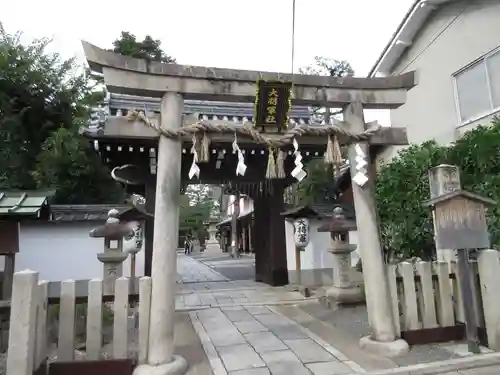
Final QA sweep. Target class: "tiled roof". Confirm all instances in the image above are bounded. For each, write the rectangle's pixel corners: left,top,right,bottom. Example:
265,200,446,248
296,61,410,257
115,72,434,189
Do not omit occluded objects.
50,204,133,222
281,203,355,220
0,190,55,218
108,93,311,117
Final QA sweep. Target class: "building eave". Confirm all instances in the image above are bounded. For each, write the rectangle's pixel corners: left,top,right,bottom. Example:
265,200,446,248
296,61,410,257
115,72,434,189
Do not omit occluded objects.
368,0,457,77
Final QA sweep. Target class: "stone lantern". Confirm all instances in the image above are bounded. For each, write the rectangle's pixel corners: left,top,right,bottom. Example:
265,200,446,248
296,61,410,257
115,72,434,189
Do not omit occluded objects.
90,208,133,294
317,207,364,304
205,216,222,253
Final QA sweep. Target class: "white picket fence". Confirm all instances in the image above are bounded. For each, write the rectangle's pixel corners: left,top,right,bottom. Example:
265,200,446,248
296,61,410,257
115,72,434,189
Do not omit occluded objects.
5,270,152,375
388,249,500,349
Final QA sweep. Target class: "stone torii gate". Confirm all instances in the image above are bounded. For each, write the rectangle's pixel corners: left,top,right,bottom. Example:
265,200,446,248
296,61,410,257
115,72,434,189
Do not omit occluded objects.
83,41,414,375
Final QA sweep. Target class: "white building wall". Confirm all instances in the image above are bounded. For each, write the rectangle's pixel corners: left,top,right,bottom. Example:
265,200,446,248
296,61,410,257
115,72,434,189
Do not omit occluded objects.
15,222,145,282
226,195,254,217
284,219,360,286
379,0,500,163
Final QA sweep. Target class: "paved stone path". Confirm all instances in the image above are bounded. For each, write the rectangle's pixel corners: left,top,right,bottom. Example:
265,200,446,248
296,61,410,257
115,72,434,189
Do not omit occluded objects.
178,253,230,283
201,256,256,281
176,280,314,311
190,305,364,375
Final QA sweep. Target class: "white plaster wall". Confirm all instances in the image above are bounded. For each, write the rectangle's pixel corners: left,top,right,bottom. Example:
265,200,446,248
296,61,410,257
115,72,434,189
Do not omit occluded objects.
285,221,360,271
15,222,145,282
378,0,500,164
285,220,333,271
348,230,360,267
227,195,254,217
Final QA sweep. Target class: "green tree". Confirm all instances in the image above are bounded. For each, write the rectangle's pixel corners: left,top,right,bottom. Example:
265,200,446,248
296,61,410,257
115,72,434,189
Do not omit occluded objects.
179,185,219,242
375,141,449,262
0,24,120,202
299,56,354,77
112,32,176,63
446,121,500,246
32,127,124,204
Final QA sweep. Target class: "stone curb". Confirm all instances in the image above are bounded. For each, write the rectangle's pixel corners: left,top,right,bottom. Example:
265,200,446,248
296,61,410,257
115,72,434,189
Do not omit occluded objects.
175,298,318,312
368,353,500,375
187,311,228,375
177,285,270,295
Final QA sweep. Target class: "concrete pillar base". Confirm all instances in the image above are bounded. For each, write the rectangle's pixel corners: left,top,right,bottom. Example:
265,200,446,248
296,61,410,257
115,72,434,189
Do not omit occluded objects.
359,336,409,357
326,285,364,305
133,355,187,375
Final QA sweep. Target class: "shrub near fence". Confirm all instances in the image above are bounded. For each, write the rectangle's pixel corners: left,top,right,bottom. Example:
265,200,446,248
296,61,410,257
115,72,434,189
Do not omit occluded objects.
388,250,500,349
5,271,152,375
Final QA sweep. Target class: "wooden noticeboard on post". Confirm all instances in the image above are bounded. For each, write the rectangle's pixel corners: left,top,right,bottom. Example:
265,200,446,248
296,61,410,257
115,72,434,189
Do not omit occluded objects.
424,189,496,354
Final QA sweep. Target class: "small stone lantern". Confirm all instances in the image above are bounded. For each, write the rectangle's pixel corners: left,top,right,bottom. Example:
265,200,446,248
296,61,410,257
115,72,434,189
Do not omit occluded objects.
317,207,364,304
90,209,133,294
428,164,461,200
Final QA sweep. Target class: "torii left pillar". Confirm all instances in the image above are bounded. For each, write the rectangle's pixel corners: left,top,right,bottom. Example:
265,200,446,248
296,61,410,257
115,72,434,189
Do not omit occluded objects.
134,92,187,375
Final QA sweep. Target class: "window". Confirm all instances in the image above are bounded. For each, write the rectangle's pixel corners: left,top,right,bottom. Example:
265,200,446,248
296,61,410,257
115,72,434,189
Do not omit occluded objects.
454,48,500,123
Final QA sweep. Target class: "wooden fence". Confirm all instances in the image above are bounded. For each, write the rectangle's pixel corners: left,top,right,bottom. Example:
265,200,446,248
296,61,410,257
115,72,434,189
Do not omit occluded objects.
5,271,152,375
388,249,500,348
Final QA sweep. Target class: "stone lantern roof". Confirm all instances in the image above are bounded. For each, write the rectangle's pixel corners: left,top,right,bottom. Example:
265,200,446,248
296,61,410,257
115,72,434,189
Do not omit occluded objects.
317,206,357,233
89,208,135,240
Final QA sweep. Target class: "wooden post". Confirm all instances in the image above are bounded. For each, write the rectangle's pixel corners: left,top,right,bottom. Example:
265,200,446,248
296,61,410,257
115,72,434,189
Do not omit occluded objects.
2,254,15,300
295,246,302,285
248,220,253,253
144,180,156,276
6,270,39,375
135,91,187,374
231,192,240,258
457,249,480,353
130,254,136,279
345,102,406,353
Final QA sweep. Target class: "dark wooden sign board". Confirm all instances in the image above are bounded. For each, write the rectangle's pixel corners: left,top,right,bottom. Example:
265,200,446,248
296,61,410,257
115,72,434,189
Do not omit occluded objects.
254,80,292,132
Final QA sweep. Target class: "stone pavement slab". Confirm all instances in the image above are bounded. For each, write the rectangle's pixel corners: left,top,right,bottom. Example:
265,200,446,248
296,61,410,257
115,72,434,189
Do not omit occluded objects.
305,361,352,375
229,369,270,375
233,320,268,334
178,254,229,283
260,350,311,375
190,304,362,375
284,338,336,363
244,332,288,353
176,282,313,310
217,344,266,372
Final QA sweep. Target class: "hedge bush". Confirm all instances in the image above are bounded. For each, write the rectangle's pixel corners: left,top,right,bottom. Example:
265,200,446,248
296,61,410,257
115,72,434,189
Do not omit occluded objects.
376,118,500,261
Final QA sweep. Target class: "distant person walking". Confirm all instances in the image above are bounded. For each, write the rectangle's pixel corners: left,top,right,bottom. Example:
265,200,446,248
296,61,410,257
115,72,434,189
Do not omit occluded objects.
184,237,190,255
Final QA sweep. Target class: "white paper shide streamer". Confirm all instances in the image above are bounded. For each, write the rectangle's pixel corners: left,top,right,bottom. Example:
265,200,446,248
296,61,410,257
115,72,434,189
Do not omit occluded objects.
352,143,368,187
232,135,247,176
291,138,307,181
188,136,200,179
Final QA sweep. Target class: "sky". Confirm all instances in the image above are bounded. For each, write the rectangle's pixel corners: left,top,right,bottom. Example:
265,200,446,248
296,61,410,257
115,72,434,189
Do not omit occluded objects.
1,0,414,124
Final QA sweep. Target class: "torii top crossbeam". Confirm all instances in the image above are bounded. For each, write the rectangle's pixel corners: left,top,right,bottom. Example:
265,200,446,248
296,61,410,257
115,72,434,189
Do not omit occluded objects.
82,41,415,109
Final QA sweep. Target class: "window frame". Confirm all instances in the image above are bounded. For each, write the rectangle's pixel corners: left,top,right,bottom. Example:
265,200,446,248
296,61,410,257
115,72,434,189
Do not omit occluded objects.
453,46,500,126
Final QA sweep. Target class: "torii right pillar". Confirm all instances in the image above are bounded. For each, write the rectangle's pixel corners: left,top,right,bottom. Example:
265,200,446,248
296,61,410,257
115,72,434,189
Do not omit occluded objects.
345,101,409,356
